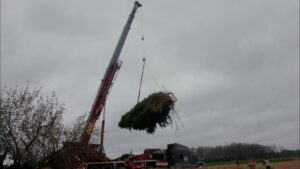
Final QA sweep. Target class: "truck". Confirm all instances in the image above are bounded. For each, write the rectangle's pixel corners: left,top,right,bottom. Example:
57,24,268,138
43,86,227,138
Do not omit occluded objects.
136,143,206,169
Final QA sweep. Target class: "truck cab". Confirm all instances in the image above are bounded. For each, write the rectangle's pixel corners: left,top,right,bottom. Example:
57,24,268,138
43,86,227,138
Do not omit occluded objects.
166,143,205,168
143,143,205,168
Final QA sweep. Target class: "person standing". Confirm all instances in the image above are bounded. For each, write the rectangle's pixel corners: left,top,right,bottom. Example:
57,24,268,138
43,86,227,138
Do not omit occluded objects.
248,159,257,169
263,159,271,169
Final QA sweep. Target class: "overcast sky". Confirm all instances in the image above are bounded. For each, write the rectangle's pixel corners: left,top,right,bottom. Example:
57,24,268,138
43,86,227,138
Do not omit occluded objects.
1,0,299,158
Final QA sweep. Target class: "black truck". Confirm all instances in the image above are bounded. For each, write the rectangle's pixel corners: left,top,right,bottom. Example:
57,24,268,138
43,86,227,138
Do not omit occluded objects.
143,143,206,168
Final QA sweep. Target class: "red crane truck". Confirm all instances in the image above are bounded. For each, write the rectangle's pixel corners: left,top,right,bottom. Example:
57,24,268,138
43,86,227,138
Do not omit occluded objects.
63,2,156,169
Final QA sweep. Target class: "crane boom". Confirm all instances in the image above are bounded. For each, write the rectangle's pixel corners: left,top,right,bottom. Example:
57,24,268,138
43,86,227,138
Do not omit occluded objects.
80,1,142,145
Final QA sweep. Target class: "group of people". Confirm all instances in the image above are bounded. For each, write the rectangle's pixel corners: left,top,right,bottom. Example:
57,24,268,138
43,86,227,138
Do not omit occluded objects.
248,159,271,169
227,159,271,169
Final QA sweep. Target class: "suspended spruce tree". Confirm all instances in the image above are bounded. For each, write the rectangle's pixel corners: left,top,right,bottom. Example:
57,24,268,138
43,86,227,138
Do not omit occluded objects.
118,92,177,134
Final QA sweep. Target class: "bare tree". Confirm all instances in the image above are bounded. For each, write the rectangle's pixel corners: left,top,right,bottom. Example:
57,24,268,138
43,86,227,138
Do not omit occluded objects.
0,86,104,169
62,113,87,143
0,86,64,168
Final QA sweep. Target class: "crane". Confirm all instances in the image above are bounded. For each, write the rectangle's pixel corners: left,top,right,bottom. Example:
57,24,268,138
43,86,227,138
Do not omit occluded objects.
80,1,142,146
63,2,142,166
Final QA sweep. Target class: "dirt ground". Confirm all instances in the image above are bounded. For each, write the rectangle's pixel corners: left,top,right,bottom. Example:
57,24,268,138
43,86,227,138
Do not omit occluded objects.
275,160,300,169
207,160,300,169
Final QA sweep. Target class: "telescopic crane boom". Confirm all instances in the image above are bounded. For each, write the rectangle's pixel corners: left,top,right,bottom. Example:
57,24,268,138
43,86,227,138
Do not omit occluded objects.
80,1,142,145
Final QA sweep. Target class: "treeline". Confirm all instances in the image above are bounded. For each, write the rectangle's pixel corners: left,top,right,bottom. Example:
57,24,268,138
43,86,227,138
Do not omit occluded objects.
192,143,299,162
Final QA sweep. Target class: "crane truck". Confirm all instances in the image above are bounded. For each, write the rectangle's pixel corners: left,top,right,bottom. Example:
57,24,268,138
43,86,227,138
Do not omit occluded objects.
63,1,157,169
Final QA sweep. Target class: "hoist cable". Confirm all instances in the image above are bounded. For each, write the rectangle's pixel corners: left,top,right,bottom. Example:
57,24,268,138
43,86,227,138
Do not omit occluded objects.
136,7,163,102
137,58,146,103
137,8,147,103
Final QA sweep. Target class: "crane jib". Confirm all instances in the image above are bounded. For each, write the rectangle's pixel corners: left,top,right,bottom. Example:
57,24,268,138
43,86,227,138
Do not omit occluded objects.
109,1,142,67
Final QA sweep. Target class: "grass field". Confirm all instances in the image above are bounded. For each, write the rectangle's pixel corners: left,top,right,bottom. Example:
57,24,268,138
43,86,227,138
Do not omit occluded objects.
207,160,300,169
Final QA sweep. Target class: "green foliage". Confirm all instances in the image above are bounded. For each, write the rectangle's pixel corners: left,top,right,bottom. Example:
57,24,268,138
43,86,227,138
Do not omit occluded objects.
118,92,175,134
